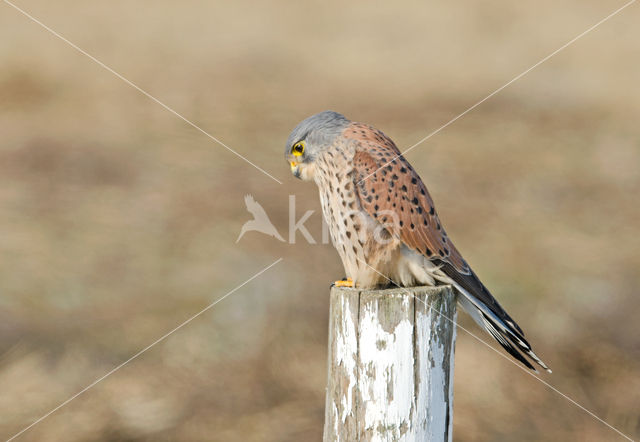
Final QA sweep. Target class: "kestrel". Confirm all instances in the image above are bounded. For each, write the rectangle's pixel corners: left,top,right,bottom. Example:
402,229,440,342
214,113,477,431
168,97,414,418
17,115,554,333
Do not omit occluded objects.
285,110,550,373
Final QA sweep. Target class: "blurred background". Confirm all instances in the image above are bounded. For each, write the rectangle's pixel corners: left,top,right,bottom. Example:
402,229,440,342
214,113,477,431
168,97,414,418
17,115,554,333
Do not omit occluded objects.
1,0,639,440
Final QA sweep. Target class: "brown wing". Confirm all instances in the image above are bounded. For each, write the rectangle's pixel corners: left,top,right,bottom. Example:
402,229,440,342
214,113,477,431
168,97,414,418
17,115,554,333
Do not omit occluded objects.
344,124,552,371
346,122,528,336
345,123,470,275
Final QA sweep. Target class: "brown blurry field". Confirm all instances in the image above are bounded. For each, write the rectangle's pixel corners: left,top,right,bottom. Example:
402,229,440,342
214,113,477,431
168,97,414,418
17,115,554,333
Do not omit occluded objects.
1,1,639,441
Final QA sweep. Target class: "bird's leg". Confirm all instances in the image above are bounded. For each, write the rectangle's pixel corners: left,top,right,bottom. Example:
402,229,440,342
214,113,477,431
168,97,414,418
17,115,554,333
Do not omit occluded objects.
333,277,354,288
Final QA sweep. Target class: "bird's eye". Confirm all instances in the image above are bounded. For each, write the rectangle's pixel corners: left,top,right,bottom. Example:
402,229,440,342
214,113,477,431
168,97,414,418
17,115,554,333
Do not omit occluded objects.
292,141,305,156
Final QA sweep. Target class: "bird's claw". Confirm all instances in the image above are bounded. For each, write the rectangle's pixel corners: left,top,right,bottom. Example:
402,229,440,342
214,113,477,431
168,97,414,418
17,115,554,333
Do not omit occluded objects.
333,277,354,288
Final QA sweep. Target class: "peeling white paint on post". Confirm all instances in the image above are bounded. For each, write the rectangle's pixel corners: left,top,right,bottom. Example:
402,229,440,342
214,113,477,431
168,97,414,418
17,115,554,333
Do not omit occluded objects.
414,288,457,441
358,291,415,441
323,286,456,442
324,288,360,440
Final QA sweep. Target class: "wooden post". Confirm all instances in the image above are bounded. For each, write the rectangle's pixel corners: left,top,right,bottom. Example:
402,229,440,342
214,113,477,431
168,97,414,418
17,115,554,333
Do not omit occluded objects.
323,285,456,442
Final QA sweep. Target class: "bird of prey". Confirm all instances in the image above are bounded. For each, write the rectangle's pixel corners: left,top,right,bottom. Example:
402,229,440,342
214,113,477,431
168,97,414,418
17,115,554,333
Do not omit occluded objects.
284,110,550,373
236,194,285,243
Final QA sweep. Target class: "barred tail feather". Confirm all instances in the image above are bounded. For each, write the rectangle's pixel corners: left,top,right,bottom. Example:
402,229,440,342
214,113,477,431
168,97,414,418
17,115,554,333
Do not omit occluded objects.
456,285,551,373
434,262,551,373
480,311,536,371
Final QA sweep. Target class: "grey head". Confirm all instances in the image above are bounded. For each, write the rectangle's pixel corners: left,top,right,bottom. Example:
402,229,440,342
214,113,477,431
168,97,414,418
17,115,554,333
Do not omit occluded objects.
285,111,350,180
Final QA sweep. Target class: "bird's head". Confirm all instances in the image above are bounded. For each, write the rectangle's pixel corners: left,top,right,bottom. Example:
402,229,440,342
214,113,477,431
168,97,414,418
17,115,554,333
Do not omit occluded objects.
284,110,350,181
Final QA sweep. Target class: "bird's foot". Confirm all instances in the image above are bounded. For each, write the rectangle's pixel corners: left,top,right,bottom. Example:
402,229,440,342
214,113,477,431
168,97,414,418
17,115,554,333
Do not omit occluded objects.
333,277,354,288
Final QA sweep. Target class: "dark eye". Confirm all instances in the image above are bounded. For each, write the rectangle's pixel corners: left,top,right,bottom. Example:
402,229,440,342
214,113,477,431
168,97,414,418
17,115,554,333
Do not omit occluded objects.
292,141,305,156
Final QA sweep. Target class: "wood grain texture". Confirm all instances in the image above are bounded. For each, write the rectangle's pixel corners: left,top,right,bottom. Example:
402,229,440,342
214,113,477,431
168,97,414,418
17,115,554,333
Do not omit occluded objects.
324,285,456,442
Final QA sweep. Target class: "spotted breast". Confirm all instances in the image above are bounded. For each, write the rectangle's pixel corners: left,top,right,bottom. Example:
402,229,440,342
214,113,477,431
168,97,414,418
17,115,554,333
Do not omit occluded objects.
313,123,435,287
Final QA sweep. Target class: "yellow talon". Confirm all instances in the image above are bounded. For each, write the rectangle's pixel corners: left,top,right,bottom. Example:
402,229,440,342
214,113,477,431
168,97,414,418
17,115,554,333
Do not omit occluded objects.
334,277,354,287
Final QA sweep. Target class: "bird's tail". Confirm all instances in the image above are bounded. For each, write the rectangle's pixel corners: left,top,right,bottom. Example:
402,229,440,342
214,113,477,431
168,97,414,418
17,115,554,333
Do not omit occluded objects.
436,262,551,373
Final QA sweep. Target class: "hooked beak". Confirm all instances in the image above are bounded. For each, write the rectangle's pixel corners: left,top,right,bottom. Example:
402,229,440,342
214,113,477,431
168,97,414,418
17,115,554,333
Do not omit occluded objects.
290,160,301,179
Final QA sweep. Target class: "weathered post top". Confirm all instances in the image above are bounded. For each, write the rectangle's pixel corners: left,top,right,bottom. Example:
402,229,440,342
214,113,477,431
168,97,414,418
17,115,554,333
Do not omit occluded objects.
323,285,457,442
